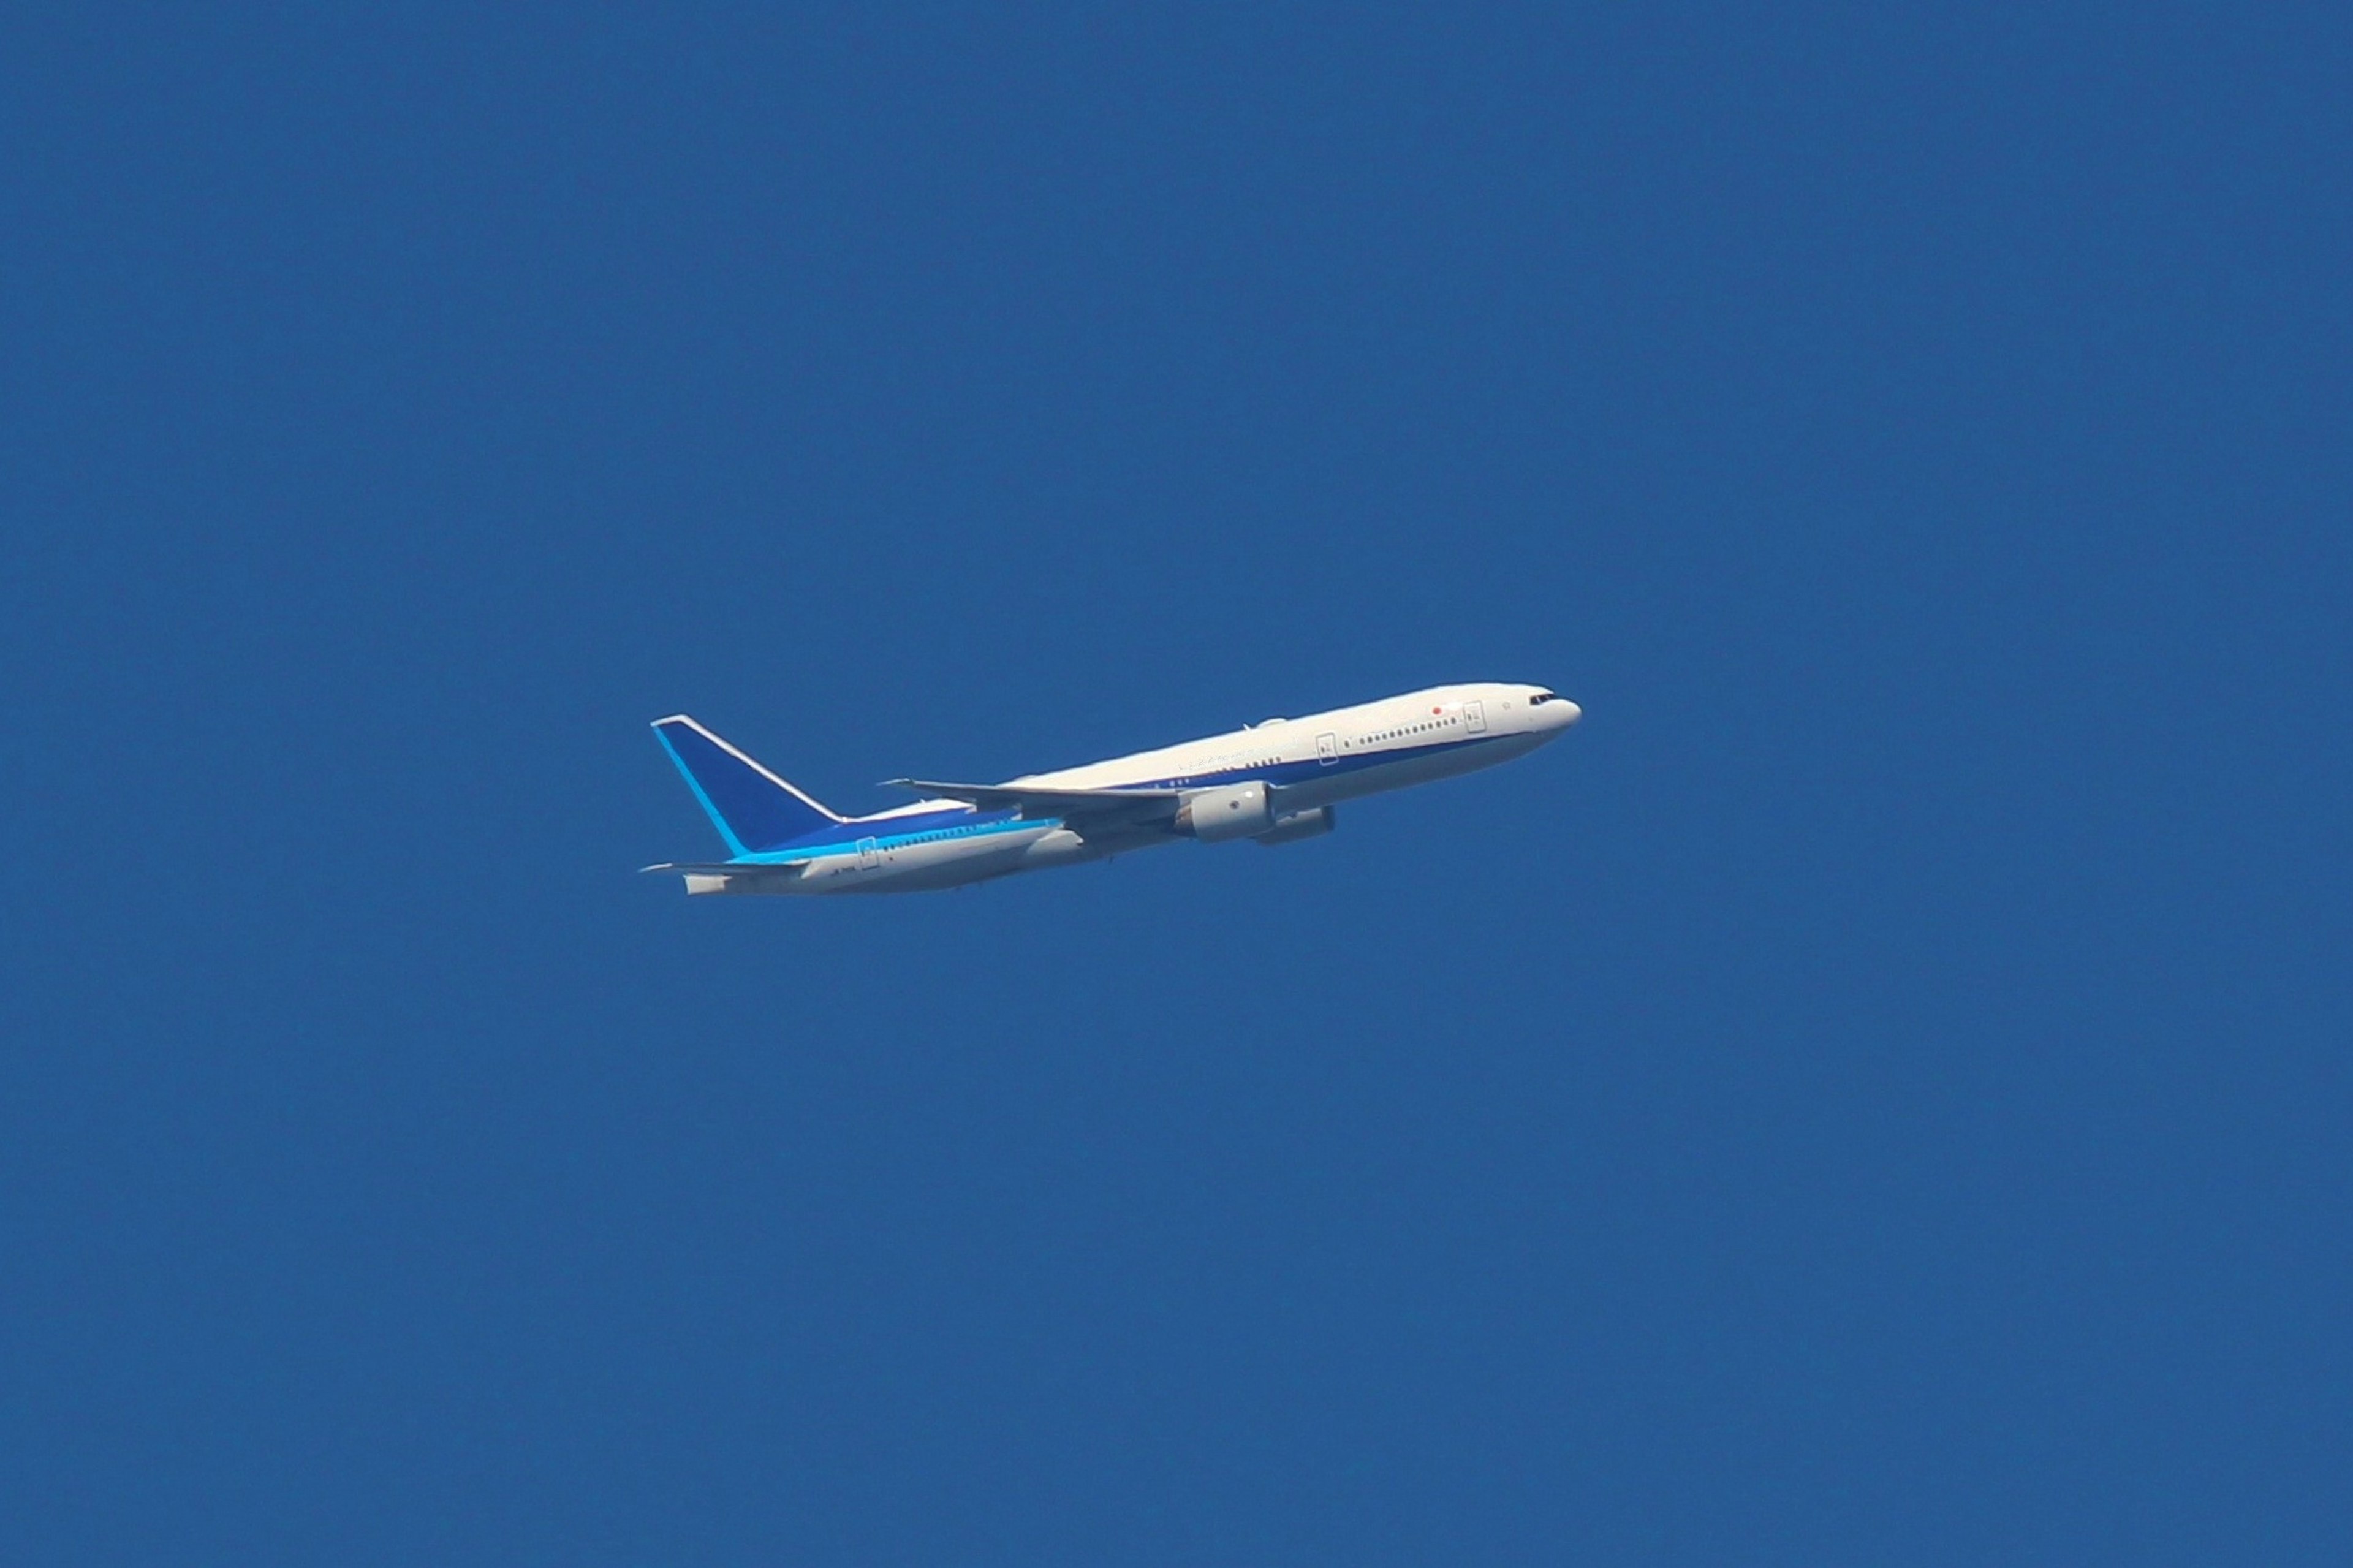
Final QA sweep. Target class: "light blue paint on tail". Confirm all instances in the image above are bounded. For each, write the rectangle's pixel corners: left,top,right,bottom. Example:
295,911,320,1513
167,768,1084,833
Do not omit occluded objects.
652,716,842,855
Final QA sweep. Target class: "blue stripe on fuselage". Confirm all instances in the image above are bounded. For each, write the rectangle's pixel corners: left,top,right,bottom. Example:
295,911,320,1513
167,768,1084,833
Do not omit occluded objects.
729,807,1044,865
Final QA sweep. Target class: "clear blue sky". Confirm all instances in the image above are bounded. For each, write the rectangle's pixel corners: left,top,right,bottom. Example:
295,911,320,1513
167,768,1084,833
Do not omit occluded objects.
4,7,2348,1563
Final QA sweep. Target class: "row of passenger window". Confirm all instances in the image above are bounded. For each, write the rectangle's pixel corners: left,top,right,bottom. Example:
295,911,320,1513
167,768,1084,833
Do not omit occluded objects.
1365,715,1456,743
901,825,983,844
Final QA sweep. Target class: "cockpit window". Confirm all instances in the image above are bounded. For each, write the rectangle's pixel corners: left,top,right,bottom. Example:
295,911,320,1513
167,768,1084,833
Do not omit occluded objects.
1529,691,1560,705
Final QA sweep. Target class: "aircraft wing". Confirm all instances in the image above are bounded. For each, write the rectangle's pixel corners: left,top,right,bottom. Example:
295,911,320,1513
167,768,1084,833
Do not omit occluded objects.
885,778,1184,827
639,859,810,877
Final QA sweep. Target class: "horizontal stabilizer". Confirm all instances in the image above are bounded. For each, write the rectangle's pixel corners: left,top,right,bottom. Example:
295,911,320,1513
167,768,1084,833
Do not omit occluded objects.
642,859,813,896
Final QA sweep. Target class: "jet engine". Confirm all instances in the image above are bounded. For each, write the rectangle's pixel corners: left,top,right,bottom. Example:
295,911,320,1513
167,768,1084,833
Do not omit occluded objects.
1175,781,1276,842
1253,805,1335,845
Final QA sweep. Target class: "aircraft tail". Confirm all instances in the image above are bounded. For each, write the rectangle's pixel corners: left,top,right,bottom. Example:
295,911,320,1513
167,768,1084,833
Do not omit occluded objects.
651,716,844,855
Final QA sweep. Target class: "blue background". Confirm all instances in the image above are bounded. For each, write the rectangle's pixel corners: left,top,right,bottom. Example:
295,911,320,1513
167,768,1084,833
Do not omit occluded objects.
5,6,2349,1562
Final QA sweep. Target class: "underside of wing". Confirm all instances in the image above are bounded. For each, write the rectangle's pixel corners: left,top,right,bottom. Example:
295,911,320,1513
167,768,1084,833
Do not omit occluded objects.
885,778,1183,827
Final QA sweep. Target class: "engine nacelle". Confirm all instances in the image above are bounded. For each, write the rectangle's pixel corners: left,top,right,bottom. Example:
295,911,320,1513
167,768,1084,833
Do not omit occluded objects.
1176,781,1276,843
1253,805,1335,846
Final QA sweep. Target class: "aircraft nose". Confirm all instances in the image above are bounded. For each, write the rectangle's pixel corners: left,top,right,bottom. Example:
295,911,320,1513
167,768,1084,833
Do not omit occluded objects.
1534,695,1580,731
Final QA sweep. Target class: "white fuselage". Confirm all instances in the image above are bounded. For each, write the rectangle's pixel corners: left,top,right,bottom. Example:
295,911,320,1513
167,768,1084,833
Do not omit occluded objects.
1018,681,1570,804
690,682,1580,896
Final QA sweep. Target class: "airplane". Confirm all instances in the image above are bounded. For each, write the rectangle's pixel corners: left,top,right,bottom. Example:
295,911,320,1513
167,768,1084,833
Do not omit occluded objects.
645,682,1581,896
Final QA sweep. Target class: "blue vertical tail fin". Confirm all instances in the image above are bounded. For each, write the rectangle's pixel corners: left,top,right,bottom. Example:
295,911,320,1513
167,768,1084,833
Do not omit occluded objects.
651,716,843,855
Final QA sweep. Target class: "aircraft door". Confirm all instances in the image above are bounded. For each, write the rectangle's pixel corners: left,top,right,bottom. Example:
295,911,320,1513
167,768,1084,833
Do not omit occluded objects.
857,837,879,869
1316,731,1339,765
1464,700,1487,735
